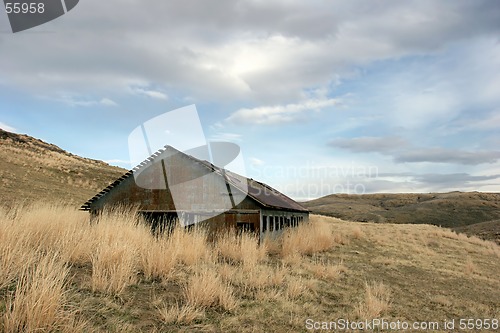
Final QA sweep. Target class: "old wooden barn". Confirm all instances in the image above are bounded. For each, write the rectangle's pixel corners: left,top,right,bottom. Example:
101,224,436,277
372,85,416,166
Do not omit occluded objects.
81,145,309,239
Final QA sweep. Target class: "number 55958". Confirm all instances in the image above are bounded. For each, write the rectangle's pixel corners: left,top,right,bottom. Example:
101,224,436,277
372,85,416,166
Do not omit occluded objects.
5,2,45,14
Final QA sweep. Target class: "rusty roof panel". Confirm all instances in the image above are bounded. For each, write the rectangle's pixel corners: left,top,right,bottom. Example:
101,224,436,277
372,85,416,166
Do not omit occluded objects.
245,179,308,212
187,157,308,212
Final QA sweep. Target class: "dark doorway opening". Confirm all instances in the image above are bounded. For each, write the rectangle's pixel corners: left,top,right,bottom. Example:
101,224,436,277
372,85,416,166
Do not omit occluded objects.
140,211,178,235
237,222,255,234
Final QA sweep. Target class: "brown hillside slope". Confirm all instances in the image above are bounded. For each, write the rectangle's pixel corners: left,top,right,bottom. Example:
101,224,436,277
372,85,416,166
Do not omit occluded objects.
302,192,500,243
454,220,500,245
0,129,126,207
302,192,500,227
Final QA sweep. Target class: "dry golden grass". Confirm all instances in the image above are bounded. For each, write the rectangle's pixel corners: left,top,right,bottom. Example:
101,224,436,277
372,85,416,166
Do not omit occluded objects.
286,277,306,299
157,302,205,324
2,254,81,333
0,131,126,207
89,207,150,295
91,242,138,295
1,204,499,332
183,267,238,311
431,295,453,307
281,218,338,257
464,258,477,276
0,244,37,291
227,263,287,292
140,238,178,282
281,252,302,266
306,259,347,280
354,282,392,319
215,230,267,268
261,233,282,256
171,227,211,266
351,226,365,239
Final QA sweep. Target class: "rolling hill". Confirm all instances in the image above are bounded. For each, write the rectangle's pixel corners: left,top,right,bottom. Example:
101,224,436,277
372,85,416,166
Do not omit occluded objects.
0,128,126,207
302,192,500,244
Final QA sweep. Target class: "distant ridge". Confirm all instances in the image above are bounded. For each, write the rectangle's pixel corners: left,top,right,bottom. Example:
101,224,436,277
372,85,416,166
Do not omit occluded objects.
303,192,500,243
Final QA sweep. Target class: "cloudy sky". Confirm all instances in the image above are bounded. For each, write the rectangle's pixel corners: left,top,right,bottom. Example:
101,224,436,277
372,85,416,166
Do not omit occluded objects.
1,0,500,199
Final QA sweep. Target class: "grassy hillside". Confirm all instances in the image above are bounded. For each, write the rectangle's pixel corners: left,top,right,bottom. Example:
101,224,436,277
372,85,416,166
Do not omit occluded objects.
303,192,500,244
0,129,126,207
454,220,500,244
0,205,498,332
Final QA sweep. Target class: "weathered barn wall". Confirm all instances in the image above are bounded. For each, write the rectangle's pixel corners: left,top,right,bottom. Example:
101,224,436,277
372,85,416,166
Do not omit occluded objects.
191,210,261,240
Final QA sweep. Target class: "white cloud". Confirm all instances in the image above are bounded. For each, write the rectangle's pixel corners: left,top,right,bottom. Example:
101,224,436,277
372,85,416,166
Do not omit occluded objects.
42,94,119,107
0,122,17,133
104,159,130,164
2,0,500,193
460,110,500,131
209,132,242,142
329,136,408,154
249,157,265,167
395,148,500,165
132,87,168,100
391,89,460,129
226,97,339,125
99,98,118,106
330,136,500,165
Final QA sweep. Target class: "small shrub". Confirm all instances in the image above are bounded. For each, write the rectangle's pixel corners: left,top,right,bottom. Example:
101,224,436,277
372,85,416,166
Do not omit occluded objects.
307,260,347,280
215,230,266,268
269,265,287,286
351,226,365,239
261,234,281,256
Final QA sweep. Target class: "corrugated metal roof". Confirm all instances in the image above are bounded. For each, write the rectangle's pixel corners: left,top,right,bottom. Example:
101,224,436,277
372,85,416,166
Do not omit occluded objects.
246,178,308,212
81,145,308,212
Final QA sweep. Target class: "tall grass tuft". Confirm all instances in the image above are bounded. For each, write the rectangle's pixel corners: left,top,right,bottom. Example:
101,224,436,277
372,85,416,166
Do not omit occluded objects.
89,206,149,294
281,219,337,257
171,226,211,266
307,259,348,280
183,267,238,311
354,282,391,319
215,229,266,267
140,237,178,281
91,242,138,295
157,302,205,324
2,254,72,333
